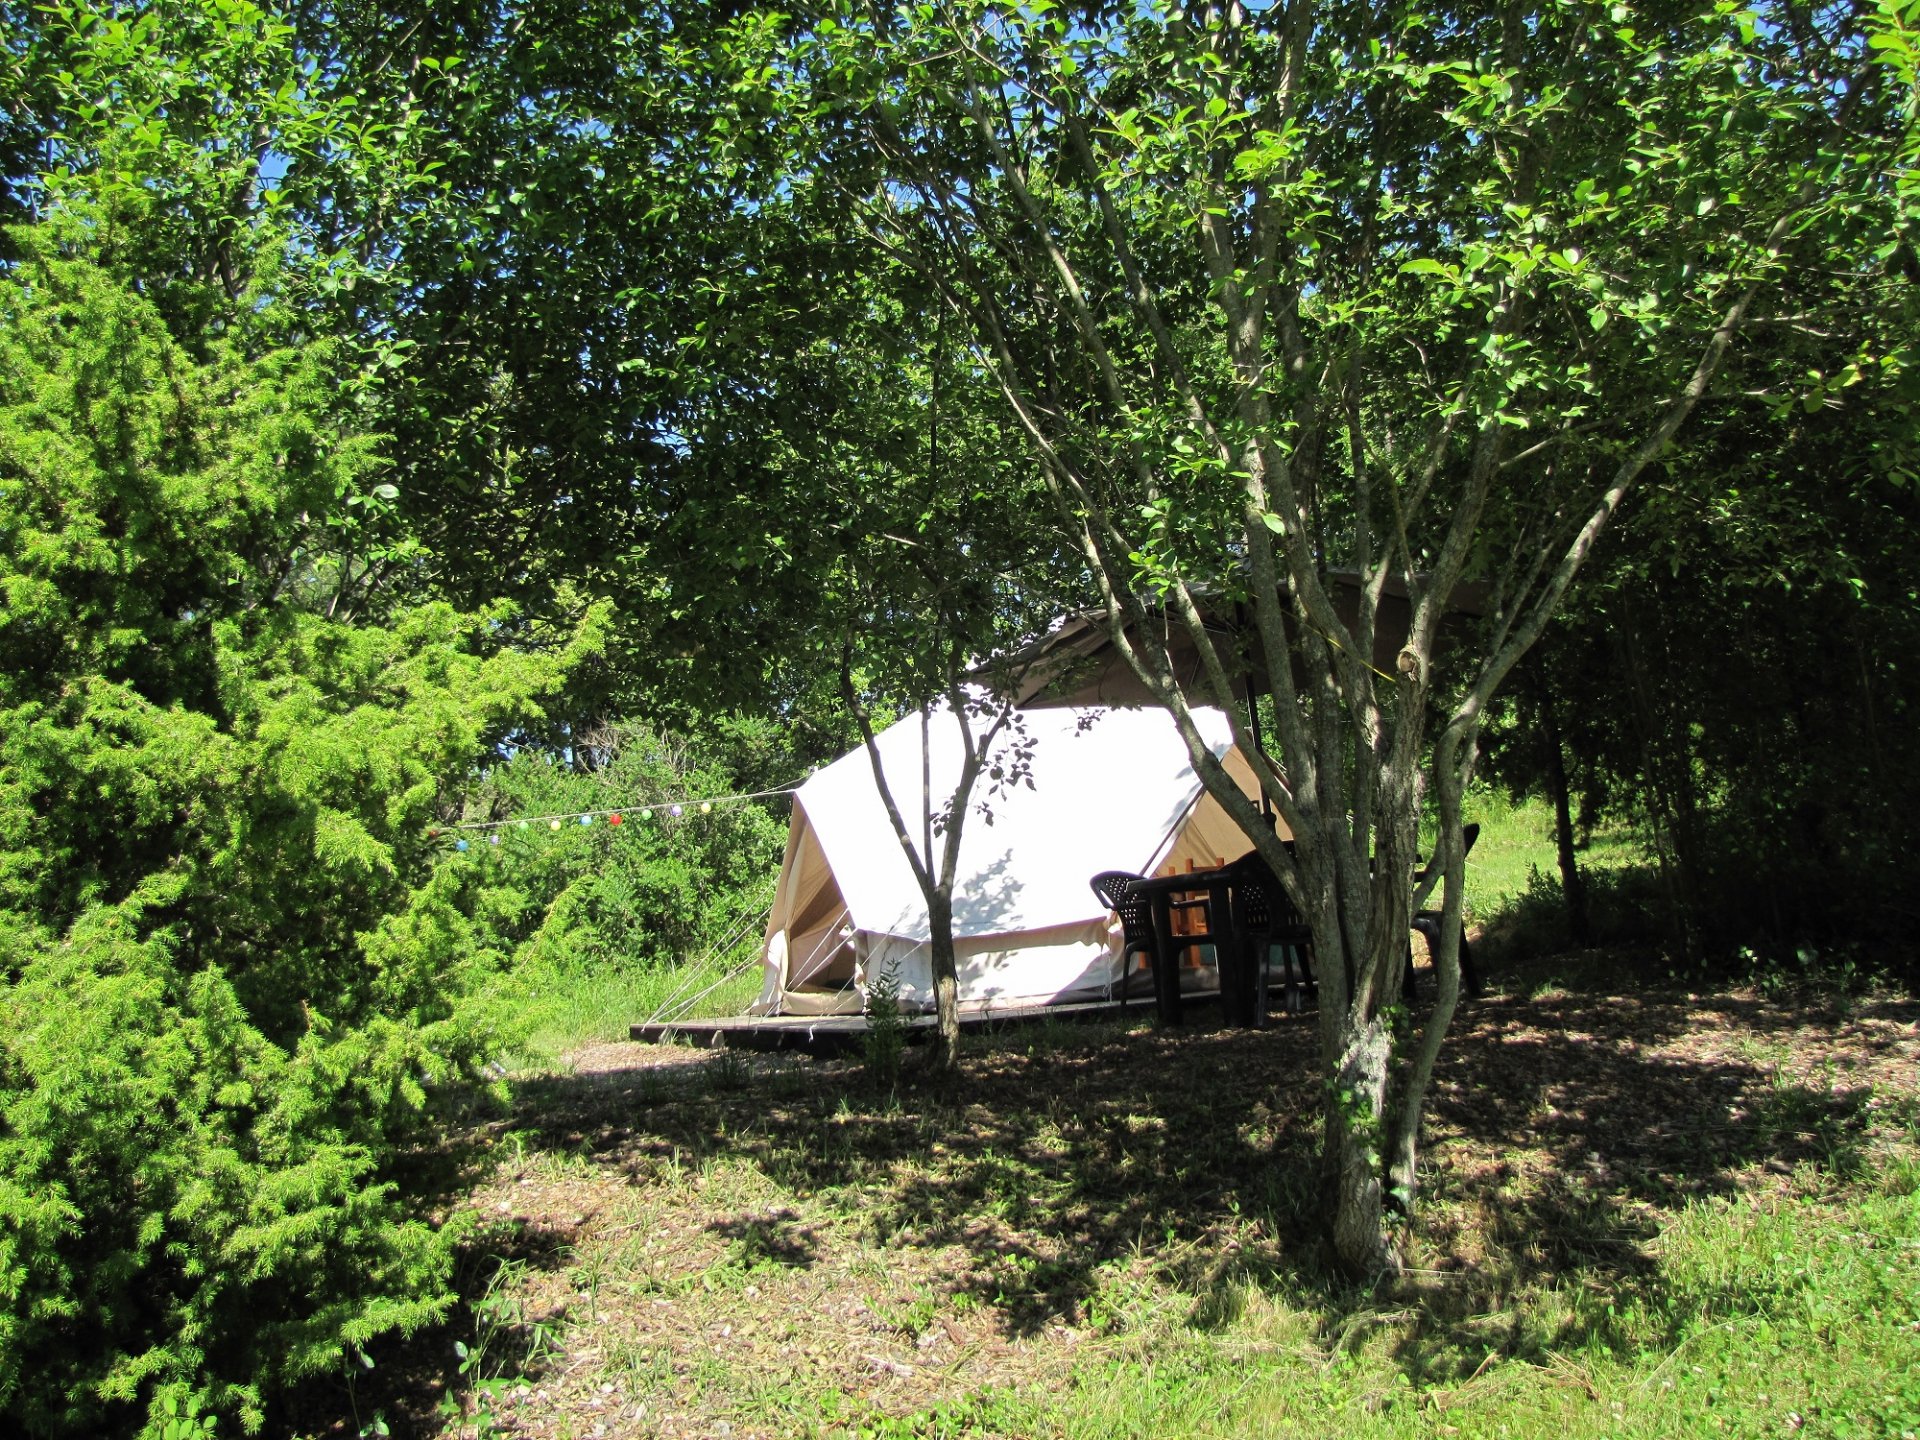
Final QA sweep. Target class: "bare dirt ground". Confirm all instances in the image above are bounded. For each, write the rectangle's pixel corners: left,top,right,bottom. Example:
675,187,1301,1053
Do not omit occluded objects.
341,956,1920,1440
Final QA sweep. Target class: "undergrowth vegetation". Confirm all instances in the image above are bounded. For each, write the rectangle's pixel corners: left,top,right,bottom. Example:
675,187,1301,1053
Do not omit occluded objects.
1457,792,1647,926
470,718,792,1066
475,720,791,976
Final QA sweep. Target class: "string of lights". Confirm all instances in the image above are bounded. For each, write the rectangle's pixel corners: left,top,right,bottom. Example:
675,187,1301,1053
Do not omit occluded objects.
425,780,805,849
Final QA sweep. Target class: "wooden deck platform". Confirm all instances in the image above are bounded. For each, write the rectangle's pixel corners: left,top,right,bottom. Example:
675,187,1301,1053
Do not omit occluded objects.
629,994,1211,1055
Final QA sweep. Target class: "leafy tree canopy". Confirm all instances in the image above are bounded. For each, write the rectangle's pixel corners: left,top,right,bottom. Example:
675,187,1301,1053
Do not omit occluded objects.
735,0,1919,1266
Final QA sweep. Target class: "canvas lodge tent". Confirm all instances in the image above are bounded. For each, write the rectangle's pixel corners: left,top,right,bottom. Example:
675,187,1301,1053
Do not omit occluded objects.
751,703,1282,1018
749,579,1490,1019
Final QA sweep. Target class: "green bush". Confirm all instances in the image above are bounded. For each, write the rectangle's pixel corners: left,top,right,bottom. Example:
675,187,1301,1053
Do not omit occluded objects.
451,720,793,1060
1478,862,1669,963
472,719,790,978
0,221,598,1435
862,960,907,1087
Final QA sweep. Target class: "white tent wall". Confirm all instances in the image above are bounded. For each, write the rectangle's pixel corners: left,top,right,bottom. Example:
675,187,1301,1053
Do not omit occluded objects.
752,705,1284,1017
858,916,1117,1016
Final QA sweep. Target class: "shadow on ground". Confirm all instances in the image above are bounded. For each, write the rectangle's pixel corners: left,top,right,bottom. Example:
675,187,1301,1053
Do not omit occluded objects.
318,957,1916,1436
503,958,1911,1354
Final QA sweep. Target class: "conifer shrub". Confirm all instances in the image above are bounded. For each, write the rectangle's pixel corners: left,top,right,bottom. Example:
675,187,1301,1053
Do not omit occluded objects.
0,221,601,1436
862,960,908,1088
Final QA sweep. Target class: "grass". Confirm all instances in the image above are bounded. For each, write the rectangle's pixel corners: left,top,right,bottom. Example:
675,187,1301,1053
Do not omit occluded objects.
947,1164,1920,1439
1031,1163,1920,1440
499,939,767,1069
1457,789,1647,927
377,802,1915,1439
377,954,1920,1440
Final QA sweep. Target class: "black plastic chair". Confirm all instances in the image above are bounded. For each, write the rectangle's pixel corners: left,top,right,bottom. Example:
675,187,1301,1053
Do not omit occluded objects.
1406,822,1482,1001
1090,871,1156,1011
1226,852,1315,1020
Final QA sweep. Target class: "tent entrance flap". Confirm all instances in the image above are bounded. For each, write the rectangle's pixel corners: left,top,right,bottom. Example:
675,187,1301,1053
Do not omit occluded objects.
1148,744,1274,876
753,800,861,1014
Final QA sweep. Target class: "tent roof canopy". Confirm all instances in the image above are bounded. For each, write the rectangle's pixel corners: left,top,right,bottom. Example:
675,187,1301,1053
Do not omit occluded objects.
984,572,1488,709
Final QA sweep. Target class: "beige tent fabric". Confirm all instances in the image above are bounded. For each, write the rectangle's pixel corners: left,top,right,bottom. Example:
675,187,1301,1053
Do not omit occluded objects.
753,799,858,1013
773,811,853,988
1149,744,1279,874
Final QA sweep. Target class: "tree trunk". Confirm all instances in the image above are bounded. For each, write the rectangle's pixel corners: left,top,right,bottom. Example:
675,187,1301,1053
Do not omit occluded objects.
1618,616,1698,958
1534,676,1590,945
1326,1017,1398,1274
927,888,961,1071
